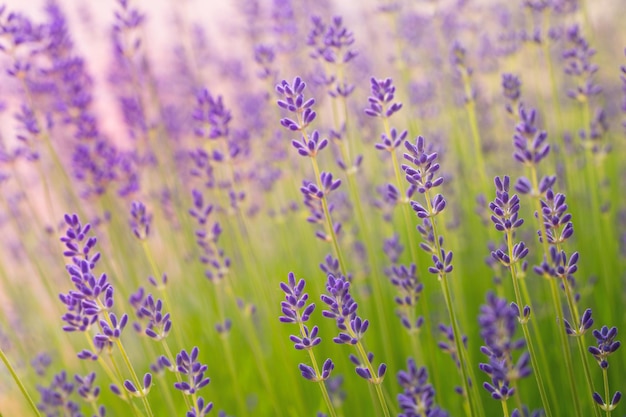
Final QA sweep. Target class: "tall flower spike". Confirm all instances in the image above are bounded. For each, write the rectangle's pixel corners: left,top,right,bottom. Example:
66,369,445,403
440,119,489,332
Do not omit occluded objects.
365,77,402,118
513,104,550,167
321,273,387,386
489,176,524,232
192,89,232,140
130,200,152,240
502,73,521,113
396,358,448,417
279,272,335,395
588,326,620,369
276,77,316,131
173,347,211,395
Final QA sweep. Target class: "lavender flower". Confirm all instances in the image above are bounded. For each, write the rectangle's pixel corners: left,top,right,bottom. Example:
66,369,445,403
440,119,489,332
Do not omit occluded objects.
59,214,115,341
307,16,357,65
276,77,316,131
171,347,211,395
123,372,152,398
253,44,276,80
187,397,214,417
564,308,593,337
365,77,402,118
193,89,232,140
513,105,550,167
588,326,620,369
397,358,448,417
438,324,467,372
386,264,423,331
562,25,601,101
489,176,524,232
279,272,315,326
189,189,231,282
402,136,444,198
130,200,151,240
37,371,81,417
300,172,342,242
292,130,328,158
321,274,386,384
588,325,622,412
502,73,521,113
138,295,172,341
538,189,574,245
511,406,543,417
31,352,52,377
478,293,531,401
375,128,407,153
279,270,336,408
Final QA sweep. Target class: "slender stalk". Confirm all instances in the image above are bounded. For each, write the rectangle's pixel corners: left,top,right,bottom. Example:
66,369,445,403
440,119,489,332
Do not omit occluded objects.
527,165,585,417
460,70,488,193
382,117,420,263
161,338,192,411
557,240,601,417
424,193,484,417
295,318,338,417
602,368,610,417
95,300,154,417
309,154,347,275
0,347,42,417
504,231,552,417
346,329,391,417
501,399,510,417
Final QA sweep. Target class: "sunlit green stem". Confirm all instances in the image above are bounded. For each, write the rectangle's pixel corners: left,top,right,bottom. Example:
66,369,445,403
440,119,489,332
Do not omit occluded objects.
295,317,338,417
460,69,488,193
310,154,347,275
501,399,510,417
0,347,42,417
505,231,553,417
424,193,482,417
160,338,192,411
346,328,391,417
96,300,154,417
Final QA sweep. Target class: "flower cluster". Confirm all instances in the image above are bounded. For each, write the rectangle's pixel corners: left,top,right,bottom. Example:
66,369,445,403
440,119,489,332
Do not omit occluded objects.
588,325,622,412
502,73,521,114
365,77,403,119
279,272,334,382
276,77,316,132
396,358,448,417
321,274,386,384
189,189,231,283
192,89,232,141
562,24,601,101
300,172,343,242
402,136,453,277
130,200,152,240
478,293,531,401
37,371,106,417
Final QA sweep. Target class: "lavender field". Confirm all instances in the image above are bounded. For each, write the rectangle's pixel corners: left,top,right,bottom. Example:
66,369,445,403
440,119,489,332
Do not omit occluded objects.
0,0,625,416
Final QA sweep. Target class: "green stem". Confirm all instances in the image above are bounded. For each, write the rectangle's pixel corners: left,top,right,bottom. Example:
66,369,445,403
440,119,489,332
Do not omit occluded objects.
505,231,553,417
602,368,610,417
461,69,488,193
310,155,347,275
296,318,338,417
424,193,482,417
0,347,42,417
501,399,510,417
